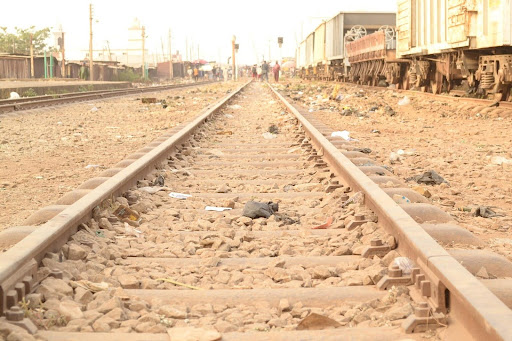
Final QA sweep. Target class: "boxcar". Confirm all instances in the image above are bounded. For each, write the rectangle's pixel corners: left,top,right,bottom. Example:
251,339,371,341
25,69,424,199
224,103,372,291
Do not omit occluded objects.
397,0,512,99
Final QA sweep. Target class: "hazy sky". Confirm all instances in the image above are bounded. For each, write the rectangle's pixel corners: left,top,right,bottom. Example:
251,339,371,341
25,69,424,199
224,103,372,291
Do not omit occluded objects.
2,0,395,64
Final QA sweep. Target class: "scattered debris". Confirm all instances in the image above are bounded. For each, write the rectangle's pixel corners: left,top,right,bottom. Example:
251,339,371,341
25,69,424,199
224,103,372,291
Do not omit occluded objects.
331,131,357,141
84,164,101,169
90,107,98,113
473,206,503,218
412,186,431,198
9,92,20,99
169,192,192,200
228,104,242,110
341,192,364,208
408,170,448,185
491,156,512,165
113,205,140,221
312,217,333,229
205,206,232,212
141,98,157,104
242,201,278,219
384,106,396,116
268,124,279,134
262,132,277,139
153,175,165,187
393,257,414,275
297,313,341,330
398,96,410,106
392,194,411,204
216,130,233,135
353,147,372,154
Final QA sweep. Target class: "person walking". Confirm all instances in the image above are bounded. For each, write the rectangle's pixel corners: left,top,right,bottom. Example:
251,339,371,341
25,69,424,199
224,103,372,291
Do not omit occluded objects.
193,65,199,82
257,64,262,81
273,61,281,82
261,61,269,82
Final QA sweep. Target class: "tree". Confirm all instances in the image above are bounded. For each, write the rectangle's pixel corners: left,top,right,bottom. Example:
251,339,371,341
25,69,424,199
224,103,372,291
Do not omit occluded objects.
0,26,52,55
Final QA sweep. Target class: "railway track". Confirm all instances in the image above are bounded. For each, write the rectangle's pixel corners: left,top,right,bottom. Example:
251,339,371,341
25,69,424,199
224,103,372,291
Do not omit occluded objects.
0,80,511,340
0,81,214,115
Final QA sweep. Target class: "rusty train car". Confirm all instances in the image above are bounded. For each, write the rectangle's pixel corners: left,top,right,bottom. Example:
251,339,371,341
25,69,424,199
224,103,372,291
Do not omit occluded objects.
296,12,396,80
299,1,512,100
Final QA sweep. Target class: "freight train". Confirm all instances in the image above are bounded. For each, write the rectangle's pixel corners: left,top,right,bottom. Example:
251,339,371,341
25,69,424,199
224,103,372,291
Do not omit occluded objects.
297,1,512,101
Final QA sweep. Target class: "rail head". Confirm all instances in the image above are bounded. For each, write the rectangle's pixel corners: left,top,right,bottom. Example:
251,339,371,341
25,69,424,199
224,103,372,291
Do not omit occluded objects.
269,84,512,341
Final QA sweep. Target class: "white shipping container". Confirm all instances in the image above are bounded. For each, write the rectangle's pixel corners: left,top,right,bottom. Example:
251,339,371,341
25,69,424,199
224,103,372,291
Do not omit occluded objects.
298,41,307,68
314,22,326,64
306,33,315,67
325,13,344,60
397,0,512,57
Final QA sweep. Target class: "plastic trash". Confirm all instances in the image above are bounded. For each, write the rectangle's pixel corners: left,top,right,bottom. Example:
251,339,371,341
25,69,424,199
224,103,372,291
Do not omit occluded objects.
91,107,98,112
398,96,410,106
114,205,140,221
229,104,242,109
224,114,234,118
491,156,512,165
205,206,232,212
9,92,20,99
331,131,357,141
389,152,401,163
393,257,414,275
84,164,101,169
262,132,277,140
169,192,192,199
392,194,411,204
396,149,405,155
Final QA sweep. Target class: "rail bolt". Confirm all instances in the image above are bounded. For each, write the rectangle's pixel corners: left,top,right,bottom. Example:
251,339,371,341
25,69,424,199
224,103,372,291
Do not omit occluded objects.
414,302,430,318
388,264,402,278
6,306,24,322
415,274,425,289
370,238,383,246
50,269,63,279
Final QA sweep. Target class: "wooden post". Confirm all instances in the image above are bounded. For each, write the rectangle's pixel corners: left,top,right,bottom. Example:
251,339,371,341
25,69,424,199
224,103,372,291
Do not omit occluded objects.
30,34,34,78
141,26,146,79
89,3,94,81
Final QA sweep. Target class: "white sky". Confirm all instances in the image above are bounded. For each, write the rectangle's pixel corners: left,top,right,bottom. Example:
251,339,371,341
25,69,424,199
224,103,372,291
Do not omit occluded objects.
1,0,395,65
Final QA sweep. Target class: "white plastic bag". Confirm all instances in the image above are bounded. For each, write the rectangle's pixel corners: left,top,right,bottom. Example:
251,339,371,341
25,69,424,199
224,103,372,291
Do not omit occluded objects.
393,257,414,275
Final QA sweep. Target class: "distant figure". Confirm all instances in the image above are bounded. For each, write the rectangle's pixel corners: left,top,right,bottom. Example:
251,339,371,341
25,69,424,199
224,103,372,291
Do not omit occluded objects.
257,64,262,81
187,67,193,79
261,61,269,82
193,66,199,81
273,61,281,82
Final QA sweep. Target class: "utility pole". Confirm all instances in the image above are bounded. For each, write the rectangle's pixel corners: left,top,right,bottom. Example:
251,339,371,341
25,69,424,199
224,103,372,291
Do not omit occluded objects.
89,3,94,81
30,34,34,78
231,36,236,81
168,29,173,80
141,26,146,79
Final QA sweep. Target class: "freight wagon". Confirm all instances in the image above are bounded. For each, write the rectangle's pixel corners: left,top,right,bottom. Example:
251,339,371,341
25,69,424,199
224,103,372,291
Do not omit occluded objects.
296,11,396,80
396,0,512,99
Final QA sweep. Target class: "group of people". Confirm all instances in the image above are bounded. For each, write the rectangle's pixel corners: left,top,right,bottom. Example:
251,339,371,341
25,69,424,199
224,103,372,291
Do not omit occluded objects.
187,65,224,81
251,61,281,82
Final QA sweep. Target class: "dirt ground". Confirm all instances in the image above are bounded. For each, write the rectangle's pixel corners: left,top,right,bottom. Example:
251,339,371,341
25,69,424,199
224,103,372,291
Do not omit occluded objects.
0,82,239,231
277,80,512,260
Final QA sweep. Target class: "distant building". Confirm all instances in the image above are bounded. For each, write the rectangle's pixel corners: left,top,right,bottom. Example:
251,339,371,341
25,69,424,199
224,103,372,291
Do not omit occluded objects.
81,18,181,68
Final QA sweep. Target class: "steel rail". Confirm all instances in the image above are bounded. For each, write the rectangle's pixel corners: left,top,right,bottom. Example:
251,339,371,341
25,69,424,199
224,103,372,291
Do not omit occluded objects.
0,80,251,316
269,84,512,340
0,81,215,114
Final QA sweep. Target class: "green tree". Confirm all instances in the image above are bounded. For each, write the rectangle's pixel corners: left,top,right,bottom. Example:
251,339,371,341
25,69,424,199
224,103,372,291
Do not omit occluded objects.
0,26,52,55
